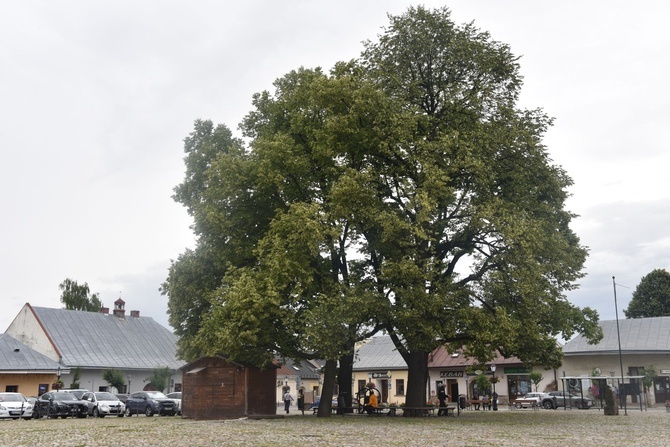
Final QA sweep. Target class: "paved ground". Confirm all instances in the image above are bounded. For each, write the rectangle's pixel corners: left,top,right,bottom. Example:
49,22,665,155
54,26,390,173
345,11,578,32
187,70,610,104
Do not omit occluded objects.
1,405,667,446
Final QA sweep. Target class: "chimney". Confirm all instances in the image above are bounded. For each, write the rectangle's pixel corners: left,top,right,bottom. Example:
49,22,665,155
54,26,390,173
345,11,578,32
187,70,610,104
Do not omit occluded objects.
100,307,109,314
130,310,140,318
113,298,126,319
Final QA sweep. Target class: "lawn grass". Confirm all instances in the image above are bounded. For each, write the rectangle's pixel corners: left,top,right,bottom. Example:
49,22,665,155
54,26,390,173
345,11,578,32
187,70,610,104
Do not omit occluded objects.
1,407,667,446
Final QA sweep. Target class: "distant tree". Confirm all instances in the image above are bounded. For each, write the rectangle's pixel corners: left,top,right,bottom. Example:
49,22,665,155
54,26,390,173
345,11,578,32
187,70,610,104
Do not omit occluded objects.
59,278,103,312
145,367,172,392
103,369,126,392
624,269,670,318
529,371,543,392
69,367,82,389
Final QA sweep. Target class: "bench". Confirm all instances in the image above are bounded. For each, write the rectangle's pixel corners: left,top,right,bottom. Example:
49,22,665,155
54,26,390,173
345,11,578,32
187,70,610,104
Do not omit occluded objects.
467,399,491,410
401,406,455,417
510,399,540,410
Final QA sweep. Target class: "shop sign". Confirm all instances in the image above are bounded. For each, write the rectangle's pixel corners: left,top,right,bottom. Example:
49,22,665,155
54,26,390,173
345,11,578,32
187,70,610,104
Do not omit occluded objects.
371,372,390,379
439,371,464,378
504,367,531,374
660,369,670,375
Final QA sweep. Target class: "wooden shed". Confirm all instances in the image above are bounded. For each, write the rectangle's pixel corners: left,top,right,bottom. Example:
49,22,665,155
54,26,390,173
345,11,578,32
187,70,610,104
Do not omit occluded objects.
180,356,277,420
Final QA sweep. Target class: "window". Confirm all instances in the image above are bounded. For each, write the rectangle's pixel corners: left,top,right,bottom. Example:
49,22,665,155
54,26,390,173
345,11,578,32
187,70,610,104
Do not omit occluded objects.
395,379,405,395
5,385,18,392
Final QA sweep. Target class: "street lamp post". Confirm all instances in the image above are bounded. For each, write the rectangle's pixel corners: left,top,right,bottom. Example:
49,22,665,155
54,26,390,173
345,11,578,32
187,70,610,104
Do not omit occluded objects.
127,375,132,394
490,364,498,411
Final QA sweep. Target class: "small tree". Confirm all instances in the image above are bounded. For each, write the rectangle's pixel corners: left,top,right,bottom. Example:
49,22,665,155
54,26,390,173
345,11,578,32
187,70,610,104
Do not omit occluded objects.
145,367,173,392
69,367,82,389
642,365,657,404
103,369,126,392
529,371,543,392
475,374,491,397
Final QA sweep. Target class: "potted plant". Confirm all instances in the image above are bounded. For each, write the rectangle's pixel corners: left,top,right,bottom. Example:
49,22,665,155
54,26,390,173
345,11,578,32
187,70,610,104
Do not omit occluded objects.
52,379,64,390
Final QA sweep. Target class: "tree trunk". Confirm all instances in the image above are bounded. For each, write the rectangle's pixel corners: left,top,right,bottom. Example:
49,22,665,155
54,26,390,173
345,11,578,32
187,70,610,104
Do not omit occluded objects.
337,352,354,413
317,359,338,417
403,350,430,417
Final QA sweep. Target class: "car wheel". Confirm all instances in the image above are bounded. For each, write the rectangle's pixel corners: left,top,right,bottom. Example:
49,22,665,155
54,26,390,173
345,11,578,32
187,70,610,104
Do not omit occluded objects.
145,406,154,417
574,401,583,410
542,400,553,410
61,415,68,419
515,402,522,409
92,407,99,418
125,407,132,417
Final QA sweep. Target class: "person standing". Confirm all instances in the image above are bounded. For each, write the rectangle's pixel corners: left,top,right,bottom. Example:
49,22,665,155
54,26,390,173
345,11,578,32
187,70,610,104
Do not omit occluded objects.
437,385,449,416
283,390,294,414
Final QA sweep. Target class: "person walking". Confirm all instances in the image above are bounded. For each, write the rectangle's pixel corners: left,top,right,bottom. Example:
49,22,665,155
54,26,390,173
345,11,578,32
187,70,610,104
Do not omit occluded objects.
284,390,294,414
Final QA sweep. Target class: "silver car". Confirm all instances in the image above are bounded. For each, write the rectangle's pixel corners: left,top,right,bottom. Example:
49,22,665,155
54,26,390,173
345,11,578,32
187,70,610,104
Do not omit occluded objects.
81,391,126,417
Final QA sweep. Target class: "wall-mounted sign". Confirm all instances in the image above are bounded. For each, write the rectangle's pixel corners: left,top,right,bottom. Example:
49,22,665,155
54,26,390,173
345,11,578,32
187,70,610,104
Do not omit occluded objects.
439,371,464,378
371,372,391,379
660,369,670,375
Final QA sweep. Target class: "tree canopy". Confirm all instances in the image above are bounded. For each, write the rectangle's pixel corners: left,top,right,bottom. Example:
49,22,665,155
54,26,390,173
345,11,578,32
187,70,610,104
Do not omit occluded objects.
163,5,601,412
59,278,102,312
624,268,670,318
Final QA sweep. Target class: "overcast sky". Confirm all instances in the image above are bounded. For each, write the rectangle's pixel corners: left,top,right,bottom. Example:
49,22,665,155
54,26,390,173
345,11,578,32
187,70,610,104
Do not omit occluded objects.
2,1,668,335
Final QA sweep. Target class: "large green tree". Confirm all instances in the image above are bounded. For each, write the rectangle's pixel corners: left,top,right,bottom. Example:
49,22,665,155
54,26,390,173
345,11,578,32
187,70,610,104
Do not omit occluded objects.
624,269,670,318
349,6,601,408
59,278,102,312
165,5,602,413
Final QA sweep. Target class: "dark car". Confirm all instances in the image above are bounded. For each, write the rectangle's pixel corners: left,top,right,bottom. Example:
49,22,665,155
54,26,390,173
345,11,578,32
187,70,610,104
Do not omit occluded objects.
124,391,177,417
36,392,88,419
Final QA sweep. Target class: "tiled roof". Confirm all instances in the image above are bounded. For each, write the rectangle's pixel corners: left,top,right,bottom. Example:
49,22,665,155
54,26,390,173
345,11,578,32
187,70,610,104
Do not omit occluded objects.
352,335,407,370
276,358,322,379
563,316,670,354
32,306,184,370
0,333,62,371
428,346,521,368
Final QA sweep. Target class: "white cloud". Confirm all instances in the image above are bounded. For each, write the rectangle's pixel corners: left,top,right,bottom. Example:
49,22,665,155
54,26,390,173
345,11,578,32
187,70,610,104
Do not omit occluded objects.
1,0,669,334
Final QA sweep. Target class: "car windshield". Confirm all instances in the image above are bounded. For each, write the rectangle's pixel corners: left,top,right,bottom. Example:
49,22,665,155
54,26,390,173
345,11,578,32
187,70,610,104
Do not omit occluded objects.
95,392,118,401
53,393,77,401
146,392,168,399
0,393,25,402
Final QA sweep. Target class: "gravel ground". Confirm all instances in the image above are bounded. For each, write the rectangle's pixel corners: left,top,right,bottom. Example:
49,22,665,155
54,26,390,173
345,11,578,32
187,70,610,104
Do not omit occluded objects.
1,406,667,447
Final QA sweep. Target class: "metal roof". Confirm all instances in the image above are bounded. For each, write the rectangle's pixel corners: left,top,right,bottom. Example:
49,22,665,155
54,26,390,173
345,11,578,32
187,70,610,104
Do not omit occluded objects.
32,306,184,370
0,333,62,372
562,316,670,355
352,335,407,370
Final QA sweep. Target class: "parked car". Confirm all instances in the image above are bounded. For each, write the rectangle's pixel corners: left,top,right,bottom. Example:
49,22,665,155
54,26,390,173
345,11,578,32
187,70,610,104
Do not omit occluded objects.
166,392,182,415
547,391,594,409
0,392,34,420
521,392,552,409
57,389,90,399
124,391,177,417
26,397,40,419
81,391,126,417
510,392,546,409
35,392,88,418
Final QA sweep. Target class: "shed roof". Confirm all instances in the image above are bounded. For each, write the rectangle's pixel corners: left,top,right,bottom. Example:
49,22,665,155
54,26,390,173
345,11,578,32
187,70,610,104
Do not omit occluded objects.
0,333,63,372
32,306,184,370
563,316,670,355
352,335,407,370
